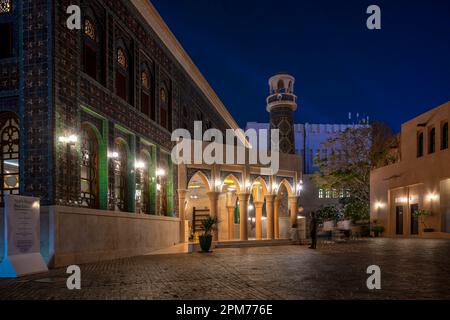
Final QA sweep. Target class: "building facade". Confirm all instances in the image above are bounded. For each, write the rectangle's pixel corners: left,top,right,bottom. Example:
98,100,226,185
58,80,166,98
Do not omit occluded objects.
248,116,365,214
0,0,304,267
371,101,450,239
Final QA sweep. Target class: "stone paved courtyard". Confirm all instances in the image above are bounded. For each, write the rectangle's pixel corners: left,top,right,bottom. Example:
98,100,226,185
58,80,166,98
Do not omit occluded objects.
0,238,449,300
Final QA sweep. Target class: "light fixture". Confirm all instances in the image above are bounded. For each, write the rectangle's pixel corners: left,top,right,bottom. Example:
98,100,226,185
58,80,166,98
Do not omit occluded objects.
156,169,166,177
248,204,254,211
135,161,146,169
427,193,439,201
156,184,162,191
375,201,385,209
108,151,119,159
59,134,78,144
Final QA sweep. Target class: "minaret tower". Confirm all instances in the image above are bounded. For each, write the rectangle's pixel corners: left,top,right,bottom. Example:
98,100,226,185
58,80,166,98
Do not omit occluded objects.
266,72,298,154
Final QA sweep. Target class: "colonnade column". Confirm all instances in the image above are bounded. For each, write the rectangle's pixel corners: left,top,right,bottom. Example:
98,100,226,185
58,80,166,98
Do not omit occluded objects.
274,198,280,239
177,189,188,243
265,195,275,240
289,196,300,227
254,201,264,240
238,193,250,241
227,206,235,240
207,191,220,241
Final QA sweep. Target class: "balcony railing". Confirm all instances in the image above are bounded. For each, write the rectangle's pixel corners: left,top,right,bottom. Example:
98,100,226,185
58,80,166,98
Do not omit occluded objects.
266,93,297,108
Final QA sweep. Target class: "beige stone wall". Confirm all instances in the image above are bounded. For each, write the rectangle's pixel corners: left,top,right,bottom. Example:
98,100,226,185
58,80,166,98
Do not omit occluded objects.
371,101,450,237
42,206,180,268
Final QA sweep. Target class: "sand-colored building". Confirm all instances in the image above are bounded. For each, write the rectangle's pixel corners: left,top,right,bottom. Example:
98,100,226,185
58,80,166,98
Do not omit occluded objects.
371,101,450,239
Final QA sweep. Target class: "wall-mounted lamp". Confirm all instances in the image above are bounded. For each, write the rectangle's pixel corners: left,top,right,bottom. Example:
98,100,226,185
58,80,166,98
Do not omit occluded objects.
375,201,385,210
108,151,119,159
156,169,166,177
58,134,78,144
156,184,162,192
427,193,439,202
135,161,146,170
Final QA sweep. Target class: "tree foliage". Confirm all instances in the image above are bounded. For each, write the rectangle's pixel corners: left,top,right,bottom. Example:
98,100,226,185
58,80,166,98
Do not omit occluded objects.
312,122,397,219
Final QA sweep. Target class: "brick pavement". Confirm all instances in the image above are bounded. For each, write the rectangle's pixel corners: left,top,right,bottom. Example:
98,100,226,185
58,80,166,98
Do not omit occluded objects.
0,238,449,300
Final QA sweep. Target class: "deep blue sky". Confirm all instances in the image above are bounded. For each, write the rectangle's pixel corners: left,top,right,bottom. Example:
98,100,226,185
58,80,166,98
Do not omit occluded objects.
151,0,450,132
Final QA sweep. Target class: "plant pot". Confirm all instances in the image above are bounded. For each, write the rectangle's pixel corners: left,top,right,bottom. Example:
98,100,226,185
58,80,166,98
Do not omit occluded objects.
423,228,434,233
290,228,299,242
199,235,213,252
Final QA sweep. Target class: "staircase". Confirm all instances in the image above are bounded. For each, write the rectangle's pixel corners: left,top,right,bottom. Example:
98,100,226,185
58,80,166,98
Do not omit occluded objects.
192,207,210,235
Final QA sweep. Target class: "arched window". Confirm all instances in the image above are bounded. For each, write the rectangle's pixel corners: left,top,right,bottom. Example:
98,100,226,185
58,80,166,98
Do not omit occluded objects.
159,83,171,130
136,150,151,214
442,122,449,150
429,128,436,154
116,45,131,104
80,125,99,209
140,64,154,119
277,79,284,92
82,15,103,82
0,0,13,59
113,140,128,212
0,0,12,14
0,113,19,205
417,132,424,158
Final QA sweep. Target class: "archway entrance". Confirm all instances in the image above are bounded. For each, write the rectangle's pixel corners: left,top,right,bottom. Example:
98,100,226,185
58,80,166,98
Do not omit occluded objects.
186,172,211,240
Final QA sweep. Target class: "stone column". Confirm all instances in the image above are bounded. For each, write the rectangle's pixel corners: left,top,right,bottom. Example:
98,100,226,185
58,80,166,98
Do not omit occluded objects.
265,195,275,240
178,189,188,243
226,206,235,240
274,199,280,239
207,192,220,241
289,196,300,227
238,193,250,241
254,201,264,240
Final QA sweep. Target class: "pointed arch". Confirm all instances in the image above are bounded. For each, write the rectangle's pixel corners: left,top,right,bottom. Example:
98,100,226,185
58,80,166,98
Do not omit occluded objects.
277,179,293,197
188,171,212,193
221,174,241,193
251,176,269,202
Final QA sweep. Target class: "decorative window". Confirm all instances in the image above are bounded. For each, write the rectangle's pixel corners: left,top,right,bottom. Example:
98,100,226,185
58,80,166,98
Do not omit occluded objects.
115,45,131,103
318,189,324,199
442,122,448,150
140,65,153,118
136,151,151,214
82,15,103,82
0,113,19,205
0,23,13,58
417,132,424,158
141,71,149,89
157,155,168,216
80,126,99,209
429,128,436,154
160,88,166,103
159,83,171,130
0,0,12,14
113,141,127,212
117,48,127,69
84,18,96,41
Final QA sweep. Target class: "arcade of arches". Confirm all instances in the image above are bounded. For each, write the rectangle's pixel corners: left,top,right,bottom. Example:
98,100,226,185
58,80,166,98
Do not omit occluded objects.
178,165,305,242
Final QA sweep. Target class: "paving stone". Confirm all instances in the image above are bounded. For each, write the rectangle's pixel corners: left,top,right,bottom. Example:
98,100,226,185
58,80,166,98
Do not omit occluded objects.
0,238,449,300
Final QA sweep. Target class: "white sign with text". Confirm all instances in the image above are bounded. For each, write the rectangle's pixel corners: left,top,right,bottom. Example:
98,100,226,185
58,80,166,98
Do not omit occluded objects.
0,195,48,278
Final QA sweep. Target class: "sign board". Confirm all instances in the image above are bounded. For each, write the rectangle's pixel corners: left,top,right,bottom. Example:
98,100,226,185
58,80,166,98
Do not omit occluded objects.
0,195,48,278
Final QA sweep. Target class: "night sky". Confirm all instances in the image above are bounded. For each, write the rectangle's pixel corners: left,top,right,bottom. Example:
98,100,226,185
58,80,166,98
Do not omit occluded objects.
151,0,450,132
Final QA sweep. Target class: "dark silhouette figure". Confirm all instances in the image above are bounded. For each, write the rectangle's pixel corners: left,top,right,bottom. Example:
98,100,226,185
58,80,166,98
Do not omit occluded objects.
309,211,318,249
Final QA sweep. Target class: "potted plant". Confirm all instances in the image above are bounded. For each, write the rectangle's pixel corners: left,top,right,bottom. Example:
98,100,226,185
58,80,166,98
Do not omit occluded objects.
199,216,219,253
371,219,385,237
290,222,299,242
371,225,385,237
413,209,434,233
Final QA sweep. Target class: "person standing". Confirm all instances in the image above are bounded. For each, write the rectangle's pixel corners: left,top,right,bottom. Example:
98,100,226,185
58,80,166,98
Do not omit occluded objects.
309,211,318,249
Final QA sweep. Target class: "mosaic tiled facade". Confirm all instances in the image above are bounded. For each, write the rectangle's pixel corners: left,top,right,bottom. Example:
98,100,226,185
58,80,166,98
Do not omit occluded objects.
0,0,230,216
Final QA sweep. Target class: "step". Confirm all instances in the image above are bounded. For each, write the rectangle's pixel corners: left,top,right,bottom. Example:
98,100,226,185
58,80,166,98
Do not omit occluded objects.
215,239,294,249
